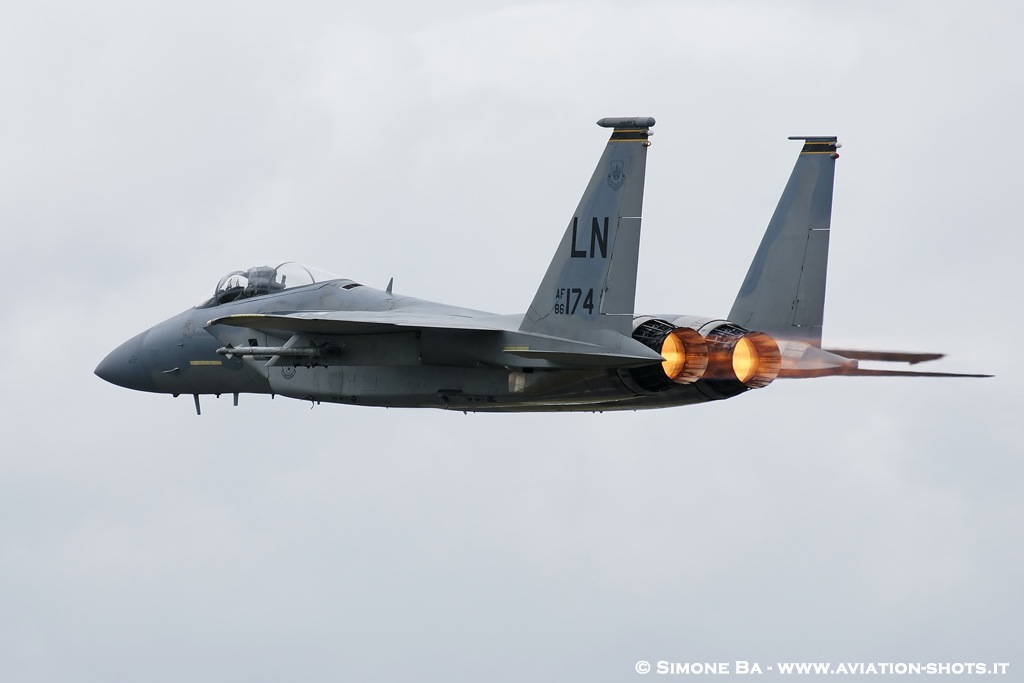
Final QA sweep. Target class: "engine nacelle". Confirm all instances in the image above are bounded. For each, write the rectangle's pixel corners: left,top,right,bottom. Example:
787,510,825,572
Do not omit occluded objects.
626,316,782,393
670,317,782,389
627,317,709,391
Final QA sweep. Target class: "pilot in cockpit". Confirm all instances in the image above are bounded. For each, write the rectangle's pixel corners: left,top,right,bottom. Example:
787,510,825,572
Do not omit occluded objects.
202,262,332,308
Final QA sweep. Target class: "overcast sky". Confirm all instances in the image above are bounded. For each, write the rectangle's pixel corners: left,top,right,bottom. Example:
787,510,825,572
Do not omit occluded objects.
1,1,1020,681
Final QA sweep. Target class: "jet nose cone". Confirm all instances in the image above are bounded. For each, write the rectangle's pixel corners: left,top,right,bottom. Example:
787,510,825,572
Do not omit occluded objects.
95,331,152,391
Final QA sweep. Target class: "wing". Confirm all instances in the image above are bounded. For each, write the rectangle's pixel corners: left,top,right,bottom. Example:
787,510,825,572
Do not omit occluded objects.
208,311,664,368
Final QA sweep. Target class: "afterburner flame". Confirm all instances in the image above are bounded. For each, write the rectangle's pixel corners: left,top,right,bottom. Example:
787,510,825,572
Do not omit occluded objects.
697,325,781,388
629,320,709,391
732,332,781,388
732,336,758,383
662,328,709,384
661,332,686,378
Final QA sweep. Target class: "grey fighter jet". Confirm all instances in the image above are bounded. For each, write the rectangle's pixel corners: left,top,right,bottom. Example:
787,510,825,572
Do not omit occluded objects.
95,117,988,414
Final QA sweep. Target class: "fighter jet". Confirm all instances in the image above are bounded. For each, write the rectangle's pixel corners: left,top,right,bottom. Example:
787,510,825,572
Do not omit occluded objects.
95,116,988,414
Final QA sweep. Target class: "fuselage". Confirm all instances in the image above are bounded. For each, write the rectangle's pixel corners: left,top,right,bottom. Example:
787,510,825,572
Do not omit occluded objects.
95,275,754,412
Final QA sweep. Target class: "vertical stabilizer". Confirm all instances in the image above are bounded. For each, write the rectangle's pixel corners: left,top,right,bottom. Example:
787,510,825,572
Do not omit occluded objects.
728,136,839,346
520,117,653,341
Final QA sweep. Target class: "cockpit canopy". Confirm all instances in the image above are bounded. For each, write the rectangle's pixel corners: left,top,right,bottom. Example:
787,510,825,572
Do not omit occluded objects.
197,262,339,308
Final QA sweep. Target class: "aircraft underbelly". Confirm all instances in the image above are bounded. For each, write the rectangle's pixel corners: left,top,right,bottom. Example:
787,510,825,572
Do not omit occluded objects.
262,362,725,411
266,364,511,407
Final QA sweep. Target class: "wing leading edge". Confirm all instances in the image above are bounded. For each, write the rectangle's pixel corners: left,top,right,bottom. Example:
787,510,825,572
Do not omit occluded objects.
209,311,505,335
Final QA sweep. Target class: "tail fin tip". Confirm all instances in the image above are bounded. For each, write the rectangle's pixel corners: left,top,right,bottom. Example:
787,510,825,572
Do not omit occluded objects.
597,116,656,129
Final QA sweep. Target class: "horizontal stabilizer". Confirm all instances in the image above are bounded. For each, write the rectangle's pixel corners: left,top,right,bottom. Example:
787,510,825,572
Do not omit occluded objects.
777,341,991,378
840,368,993,378
824,348,945,365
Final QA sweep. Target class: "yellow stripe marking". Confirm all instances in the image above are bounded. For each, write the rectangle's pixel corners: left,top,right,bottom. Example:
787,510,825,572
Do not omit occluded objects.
190,360,223,366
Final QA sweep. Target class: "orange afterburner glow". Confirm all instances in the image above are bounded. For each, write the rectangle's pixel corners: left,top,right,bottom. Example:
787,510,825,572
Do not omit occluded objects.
630,319,710,390
732,336,758,383
660,328,708,384
661,332,686,377
731,332,781,388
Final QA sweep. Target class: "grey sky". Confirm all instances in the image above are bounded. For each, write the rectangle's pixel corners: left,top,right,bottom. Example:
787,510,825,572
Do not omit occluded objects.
1,1,1019,681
